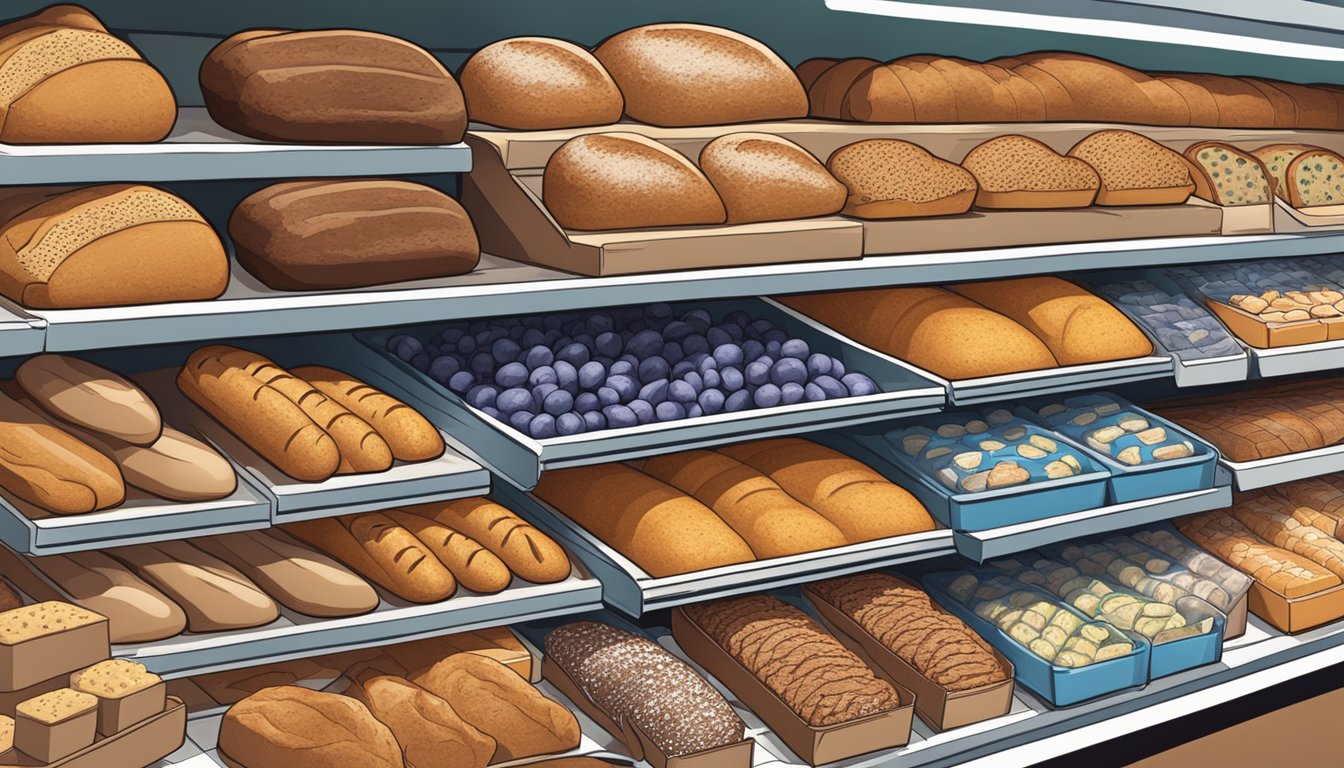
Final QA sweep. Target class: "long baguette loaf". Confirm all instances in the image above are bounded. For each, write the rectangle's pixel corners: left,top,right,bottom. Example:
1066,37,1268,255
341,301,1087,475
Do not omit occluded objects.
383,509,513,594
15,354,161,445
403,498,571,584
0,389,123,514
193,529,379,618
99,426,238,502
107,540,278,632
283,514,457,604
291,366,444,462
346,669,495,768
27,551,185,643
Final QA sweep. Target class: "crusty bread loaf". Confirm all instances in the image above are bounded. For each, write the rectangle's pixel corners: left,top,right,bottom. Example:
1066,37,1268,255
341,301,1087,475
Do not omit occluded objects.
1184,142,1275,206
193,530,379,618
1251,143,1311,200
0,184,228,309
868,61,957,122
0,389,123,514
951,277,1154,365
532,464,754,576
698,133,845,224
990,57,1076,121
778,287,1059,379
593,23,806,126
404,497,571,584
0,601,102,645
1174,74,1276,128
99,426,238,502
1286,149,1344,208
1066,130,1194,206
633,450,848,558
1240,77,1296,128
107,540,278,632
27,551,185,643
16,355,160,445
1178,510,1340,598
909,56,1020,122
460,37,622,130
1014,52,1188,125
219,686,402,768
1157,76,1220,127
1273,476,1344,535
978,59,1047,121
1230,492,1344,578
543,132,726,230
961,135,1100,208
283,513,457,604
716,438,936,541
827,139,976,218
795,57,838,92
291,366,443,463
383,509,513,594
229,179,479,291
346,669,495,768
1268,80,1337,130
807,57,880,119
200,29,465,144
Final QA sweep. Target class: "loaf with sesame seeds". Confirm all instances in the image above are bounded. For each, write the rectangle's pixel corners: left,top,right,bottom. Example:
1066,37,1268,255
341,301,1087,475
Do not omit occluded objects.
826,139,976,219
1066,130,1194,206
1184,142,1274,206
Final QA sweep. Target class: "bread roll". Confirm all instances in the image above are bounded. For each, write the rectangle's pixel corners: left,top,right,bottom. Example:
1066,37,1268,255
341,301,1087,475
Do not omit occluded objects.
633,450,848,557
15,355,160,445
951,277,1153,365
962,135,1100,208
698,133,845,224
0,184,228,309
717,438,935,542
347,669,495,768
200,29,466,144
27,552,185,643
193,530,379,618
794,57,838,92
460,37,622,129
229,180,479,291
532,464,753,576
542,132,726,230
0,389,123,514
1066,130,1194,206
1286,149,1344,207
383,509,513,594
1184,142,1275,206
99,426,237,502
219,686,402,768
593,23,806,126
403,498,571,584
827,139,976,218
807,57,880,118
291,366,444,463
107,540,278,632
283,514,457,604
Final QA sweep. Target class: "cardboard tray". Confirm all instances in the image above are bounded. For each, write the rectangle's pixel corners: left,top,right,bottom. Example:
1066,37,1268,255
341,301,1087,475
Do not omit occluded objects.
671,608,914,766
1245,578,1344,634
1272,198,1344,232
0,697,185,768
800,582,1015,733
1203,298,1341,348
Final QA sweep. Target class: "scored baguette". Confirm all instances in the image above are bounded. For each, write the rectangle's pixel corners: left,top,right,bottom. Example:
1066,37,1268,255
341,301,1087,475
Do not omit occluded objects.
283,514,457,604
292,366,444,462
26,551,185,643
0,389,123,514
402,498,571,584
193,530,380,618
383,510,513,594
107,539,278,632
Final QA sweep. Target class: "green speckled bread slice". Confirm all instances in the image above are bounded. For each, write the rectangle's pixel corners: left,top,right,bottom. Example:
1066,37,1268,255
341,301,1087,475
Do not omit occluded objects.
1066,129,1194,206
1251,143,1314,201
1183,142,1273,206
1287,149,1344,208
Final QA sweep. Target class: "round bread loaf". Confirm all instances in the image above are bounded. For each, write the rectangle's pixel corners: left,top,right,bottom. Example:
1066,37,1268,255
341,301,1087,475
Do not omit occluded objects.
219,686,402,768
1066,130,1193,206
460,37,623,129
962,135,1099,209
593,23,807,126
827,139,976,218
542,132,726,230
698,133,844,223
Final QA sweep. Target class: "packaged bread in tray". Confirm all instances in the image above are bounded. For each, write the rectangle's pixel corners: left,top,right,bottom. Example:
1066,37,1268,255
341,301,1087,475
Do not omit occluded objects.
1261,474,1344,538
1165,260,1344,347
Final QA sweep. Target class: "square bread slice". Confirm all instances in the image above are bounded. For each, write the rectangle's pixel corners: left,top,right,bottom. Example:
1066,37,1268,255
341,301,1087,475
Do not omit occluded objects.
1183,142,1274,206
1066,130,1194,206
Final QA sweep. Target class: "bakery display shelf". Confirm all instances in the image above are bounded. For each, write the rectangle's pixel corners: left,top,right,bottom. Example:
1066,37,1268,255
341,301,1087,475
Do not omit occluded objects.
1242,338,1344,379
934,355,1176,406
0,300,44,359
1219,445,1344,492
343,299,946,490
493,481,956,618
0,107,472,185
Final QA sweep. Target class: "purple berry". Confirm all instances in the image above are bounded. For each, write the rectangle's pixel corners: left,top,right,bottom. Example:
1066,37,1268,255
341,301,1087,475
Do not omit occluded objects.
575,392,600,413
703,369,721,390
781,338,810,358
813,375,847,399
583,411,607,431
509,410,534,432
494,361,528,389
745,361,770,387
529,414,557,439
528,365,558,387
770,358,807,387
597,387,619,406
842,372,879,397
467,384,498,410
554,360,578,392
754,384,782,408
556,412,585,436
638,356,671,383
669,380,697,403
595,331,623,358
496,387,533,415
698,388,725,415
725,390,751,412
806,353,833,378
390,335,422,361
639,380,669,405
655,401,686,422
556,342,590,367
491,338,521,364
524,345,553,368
448,371,476,393
429,355,461,383
712,343,743,368
720,366,744,392
543,389,574,416
578,361,606,390
604,404,637,428
629,399,655,424
410,352,429,371
781,382,805,405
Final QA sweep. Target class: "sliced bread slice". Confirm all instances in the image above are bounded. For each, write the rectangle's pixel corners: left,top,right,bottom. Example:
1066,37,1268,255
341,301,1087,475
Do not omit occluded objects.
1066,130,1194,206
827,139,976,218
1183,141,1274,206
1251,143,1315,200
1286,149,1344,208
960,134,1099,209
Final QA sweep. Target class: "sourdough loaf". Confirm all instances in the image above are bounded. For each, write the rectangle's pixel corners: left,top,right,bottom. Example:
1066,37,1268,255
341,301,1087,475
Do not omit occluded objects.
460,37,622,129
1066,130,1194,206
698,133,845,223
200,29,465,144
291,366,444,462
193,530,379,618
961,135,1100,208
402,497,571,584
219,686,402,768
543,132,726,230
384,509,513,594
1286,149,1344,207
1251,143,1311,200
107,540,278,632
283,513,457,604
15,354,160,445
1184,142,1274,205
27,551,185,643
593,23,807,126
0,389,123,514
346,669,495,768
827,139,976,218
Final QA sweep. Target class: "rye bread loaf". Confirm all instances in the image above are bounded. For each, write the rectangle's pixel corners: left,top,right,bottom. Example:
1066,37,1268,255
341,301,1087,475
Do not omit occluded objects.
1184,142,1274,206
0,184,228,308
27,551,185,643
230,179,479,291
460,37,622,129
794,58,838,92
961,135,1100,208
1251,143,1313,200
698,133,845,223
1065,130,1194,206
219,686,402,768
200,29,465,144
1285,149,1344,208
827,139,976,218
0,389,123,514
808,57,880,119
542,132,726,230
346,669,495,768
16,354,160,445
593,23,806,126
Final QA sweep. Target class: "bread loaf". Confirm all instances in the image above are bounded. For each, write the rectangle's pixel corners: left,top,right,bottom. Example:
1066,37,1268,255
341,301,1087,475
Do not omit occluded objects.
1066,130,1194,206
291,366,444,462
193,530,379,618
229,180,479,291
1268,80,1338,130
14,687,96,762
218,686,402,768
979,59,1047,120
1178,510,1340,598
1229,492,1344,578
1173,74,1275,128
910,56,1021,122
846,61,955,123
951,277,1154,365
1157,76,1220,127
402,497,570,584
412,653,580,760
532,464,754,576
346,669,495,768
1286,149,1344,207
0,7,174,144
991,57,1075,121
807,58,880,119
1152,382,1344,461
99,426,238,502
633,450,848,558
827,139,976,218
0,389,123,514
698,133,845,224
1184,142,1274,206
961,135,1100,208
542,132,726,230
15,355,160,445
26,551,185,643
283,514,457,604
200,29,466,144
1250,143,1311,200
716,438,935,541
107,540,278,632
795,58,839,92
460,37,622,129
1014,53,1188,125
593,23,806,126
778,287,1059,379
383,510,513,594
1273,476,1344,535
0,184,228,309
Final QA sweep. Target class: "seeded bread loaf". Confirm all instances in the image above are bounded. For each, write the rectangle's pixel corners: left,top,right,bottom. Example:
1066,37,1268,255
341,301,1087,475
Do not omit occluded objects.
69,659,159,699
1184,142,1274,206
1285,149,1344,208
290,366,444,463
346,669,494,768
543,132,726,230
1251,143,1311,200
27,552,185,643
1177,510,1340,598
962,135,1100,208
826,139,976,218
0,389,123,514
1066,130,1194,206
0,601,103,645
698,133,845,224
460,37,622,130
401,497,571,584
219,686,402,768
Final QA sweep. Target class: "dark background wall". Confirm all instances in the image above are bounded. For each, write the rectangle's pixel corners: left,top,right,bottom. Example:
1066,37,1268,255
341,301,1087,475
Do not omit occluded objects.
7,0,1344,106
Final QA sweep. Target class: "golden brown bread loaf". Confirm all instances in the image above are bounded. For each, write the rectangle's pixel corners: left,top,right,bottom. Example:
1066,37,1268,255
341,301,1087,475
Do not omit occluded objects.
291,365,444,462
543,132,726,230
1066,130,1194,206
827,139,976,219
1177,510,1341,598
593,23,807,126
1272,476,1344,536
961,135,1100,209
1229,492,1344,578
1174,74,1275,128
107,539,278,632
532,464,754,576
283,513,457,604
402,497,571,584
193,530,380,618
346,668,495,768
778,287,1059,379
1012,52,1188,125
27,551,186,643
200,29,466,144
460,37,622,129
0,185,228,308
795,57,839,92
219,686,402,768
16,354,160,445
845,61,955,123
698,133,845,224
1184,142,1275,206
950,277,1154,365
383,509,513,594
1151,380,1344,461
807,57,880,119
0,388,123,514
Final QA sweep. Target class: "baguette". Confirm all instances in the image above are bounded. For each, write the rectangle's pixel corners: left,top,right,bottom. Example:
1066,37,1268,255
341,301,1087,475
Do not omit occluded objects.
283,514,457,604
346,668,495,768
193,530,379,618
26,551,185,643
290,366,444,462
403,498,571,584
383,509,513,594
15,355,160,445
0,389,123,514
86,425,237,502
107,540,278,632
178,345,340,482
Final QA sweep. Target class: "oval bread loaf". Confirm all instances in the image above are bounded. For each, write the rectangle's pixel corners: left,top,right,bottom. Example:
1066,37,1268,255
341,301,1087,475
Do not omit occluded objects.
1066,130,1194,206
0,390,123,514
699,133,845,224
108,539,278,632
219,686,402,768
827,139,976,218
404,497,571,584
460,37,622,129
193,529,379,618
104,426,238,502
794,57,839,92
27,551,185,643
384,509,513,594
346,670,495,768
962,135,1100,209
284,514,457,604
16,354,160,444
291,365,444,462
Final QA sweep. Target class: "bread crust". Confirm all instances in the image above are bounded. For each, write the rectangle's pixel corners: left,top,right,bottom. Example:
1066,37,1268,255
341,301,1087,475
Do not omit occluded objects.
461,37,622,130
404,498,571,584
291,366,444,462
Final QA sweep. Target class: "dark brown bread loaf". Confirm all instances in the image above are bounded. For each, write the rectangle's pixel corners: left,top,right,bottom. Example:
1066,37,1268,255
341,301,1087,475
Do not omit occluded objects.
544,621,744,757
218,686,402,768
794,58,839,92
460,37,622,129
200,29,465,144
230,179,479,291
807,57,880,119
809,573,1009,690
1152,382,1344,461
698,133,846,224
685,594,900,727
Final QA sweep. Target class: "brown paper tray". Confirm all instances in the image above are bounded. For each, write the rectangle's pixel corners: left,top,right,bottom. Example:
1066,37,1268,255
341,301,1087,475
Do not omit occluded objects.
1247,579,1344,634
0,696,184,768
671,608,914,766
1225,591,1250,639
801,583,1015,733
1203,298,1338,348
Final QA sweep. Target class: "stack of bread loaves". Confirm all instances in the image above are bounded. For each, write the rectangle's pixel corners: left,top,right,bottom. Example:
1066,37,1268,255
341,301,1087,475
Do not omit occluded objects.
1151,379,1344,462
